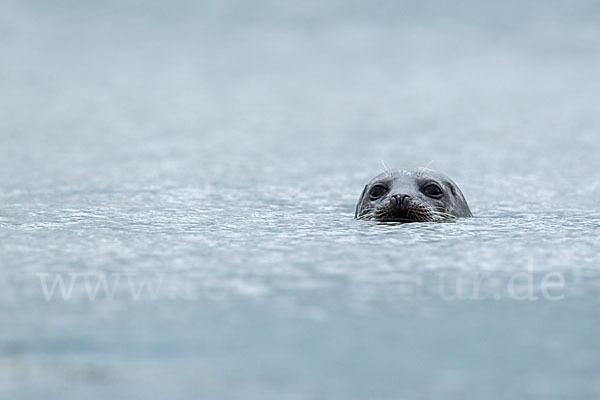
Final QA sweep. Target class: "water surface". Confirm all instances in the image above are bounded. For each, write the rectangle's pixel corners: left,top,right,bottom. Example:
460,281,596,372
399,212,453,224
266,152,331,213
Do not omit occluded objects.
1,1,600,399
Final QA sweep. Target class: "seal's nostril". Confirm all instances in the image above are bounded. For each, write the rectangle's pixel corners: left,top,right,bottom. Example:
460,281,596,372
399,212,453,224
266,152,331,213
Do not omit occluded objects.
391,194,409,210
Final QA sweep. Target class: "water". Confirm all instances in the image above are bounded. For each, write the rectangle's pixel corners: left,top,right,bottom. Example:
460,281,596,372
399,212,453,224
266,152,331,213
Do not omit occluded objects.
1,1,600,399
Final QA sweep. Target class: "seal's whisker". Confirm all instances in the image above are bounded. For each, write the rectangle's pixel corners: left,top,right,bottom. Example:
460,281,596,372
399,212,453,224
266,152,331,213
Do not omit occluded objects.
431,210,458,221
431,209,457,218
423,160,435,169
381,160,393,177
358,208,377,220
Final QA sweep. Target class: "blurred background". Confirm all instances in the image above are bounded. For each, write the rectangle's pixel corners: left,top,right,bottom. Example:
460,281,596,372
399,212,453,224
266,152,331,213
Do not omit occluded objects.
1,1,599,399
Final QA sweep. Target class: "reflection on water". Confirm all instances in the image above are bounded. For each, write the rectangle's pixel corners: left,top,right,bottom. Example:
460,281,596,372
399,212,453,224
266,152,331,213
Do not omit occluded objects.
1,0,600,399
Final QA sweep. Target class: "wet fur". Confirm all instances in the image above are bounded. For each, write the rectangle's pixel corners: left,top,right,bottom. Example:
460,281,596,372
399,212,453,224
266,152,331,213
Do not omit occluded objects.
355,168,471,223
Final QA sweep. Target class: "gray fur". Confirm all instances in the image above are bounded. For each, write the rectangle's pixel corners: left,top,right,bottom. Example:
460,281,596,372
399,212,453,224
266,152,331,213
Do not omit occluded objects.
355,168,472,222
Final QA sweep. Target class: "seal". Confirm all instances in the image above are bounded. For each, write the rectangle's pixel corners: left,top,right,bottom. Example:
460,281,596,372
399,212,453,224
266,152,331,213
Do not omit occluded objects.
355,168,472,222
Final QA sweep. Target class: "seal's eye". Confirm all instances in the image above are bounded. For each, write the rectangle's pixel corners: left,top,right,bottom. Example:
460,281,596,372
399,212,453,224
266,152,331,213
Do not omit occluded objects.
369,184,388,199
422,183,443,198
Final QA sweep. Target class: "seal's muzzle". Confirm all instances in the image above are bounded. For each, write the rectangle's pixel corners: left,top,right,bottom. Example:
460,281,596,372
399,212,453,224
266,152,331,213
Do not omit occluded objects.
390,194,410,219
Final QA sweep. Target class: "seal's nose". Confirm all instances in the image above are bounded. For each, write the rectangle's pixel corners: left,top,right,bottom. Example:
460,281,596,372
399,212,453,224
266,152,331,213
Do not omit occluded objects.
390,194,410,212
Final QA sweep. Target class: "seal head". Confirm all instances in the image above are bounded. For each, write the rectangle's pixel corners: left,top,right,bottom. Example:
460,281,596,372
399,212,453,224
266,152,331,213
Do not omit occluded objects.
355,168,472,222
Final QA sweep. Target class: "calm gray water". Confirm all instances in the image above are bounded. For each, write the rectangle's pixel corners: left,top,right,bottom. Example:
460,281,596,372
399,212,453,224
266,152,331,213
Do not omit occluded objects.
2,1,600,399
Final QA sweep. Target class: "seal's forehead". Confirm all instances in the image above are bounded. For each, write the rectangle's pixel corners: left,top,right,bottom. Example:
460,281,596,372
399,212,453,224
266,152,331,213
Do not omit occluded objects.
370,169,409,182
368,169,418,187
369,168,451,184
411,168,452,182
